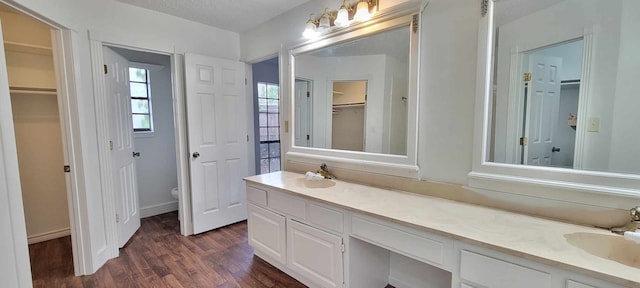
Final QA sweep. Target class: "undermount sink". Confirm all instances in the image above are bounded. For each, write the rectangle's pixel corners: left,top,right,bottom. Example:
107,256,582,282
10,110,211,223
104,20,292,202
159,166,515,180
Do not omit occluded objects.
297,178,336,189
565,232,640,268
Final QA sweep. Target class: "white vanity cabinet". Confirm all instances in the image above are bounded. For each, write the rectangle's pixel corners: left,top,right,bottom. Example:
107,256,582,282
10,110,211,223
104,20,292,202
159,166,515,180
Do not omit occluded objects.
246,184,345,288
245,173,636,288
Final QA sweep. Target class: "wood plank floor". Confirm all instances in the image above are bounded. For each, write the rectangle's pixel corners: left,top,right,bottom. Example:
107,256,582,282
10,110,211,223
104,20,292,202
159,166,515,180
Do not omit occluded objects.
29,212,306,288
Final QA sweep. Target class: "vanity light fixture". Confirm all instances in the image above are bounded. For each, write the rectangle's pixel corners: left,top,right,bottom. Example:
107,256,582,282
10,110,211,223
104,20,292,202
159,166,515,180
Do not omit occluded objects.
302,0,378,39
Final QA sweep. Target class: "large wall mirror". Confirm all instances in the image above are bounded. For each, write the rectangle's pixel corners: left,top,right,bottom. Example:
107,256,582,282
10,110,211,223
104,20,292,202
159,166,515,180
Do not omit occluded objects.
286,12,420,176
472,0,640,199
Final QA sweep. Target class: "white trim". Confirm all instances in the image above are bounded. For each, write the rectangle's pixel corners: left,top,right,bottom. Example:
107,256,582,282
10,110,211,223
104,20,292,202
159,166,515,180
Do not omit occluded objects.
140,201,178,218
28,228,71,244
88,31,119,265
171,49,194,236
51,28,92,276
573,31,593,170
470,2,640,208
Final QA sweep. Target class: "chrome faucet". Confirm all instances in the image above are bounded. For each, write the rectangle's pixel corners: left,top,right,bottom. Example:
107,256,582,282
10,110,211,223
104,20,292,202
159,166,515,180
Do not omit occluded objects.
611,206,640,235
318,163,336,179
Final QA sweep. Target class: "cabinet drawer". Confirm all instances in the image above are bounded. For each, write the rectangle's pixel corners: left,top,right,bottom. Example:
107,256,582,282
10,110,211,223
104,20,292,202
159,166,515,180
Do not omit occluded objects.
460,250,551,288
269,190,306,219
351,216,451,270
246,186,267,206
247,204,286,265
307,203,343,234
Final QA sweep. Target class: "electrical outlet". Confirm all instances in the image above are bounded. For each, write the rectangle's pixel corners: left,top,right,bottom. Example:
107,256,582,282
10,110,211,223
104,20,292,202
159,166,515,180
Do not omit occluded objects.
587,117,600,132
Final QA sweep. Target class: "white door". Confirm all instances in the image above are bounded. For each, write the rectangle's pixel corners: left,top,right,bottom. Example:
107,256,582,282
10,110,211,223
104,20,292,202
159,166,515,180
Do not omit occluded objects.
103,46,141,247
524,54,562,166
185,53,248,234
294,79,311,147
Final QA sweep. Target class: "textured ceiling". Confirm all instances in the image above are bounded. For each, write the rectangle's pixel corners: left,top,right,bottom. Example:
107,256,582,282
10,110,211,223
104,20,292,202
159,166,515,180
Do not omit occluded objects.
116,0,311,33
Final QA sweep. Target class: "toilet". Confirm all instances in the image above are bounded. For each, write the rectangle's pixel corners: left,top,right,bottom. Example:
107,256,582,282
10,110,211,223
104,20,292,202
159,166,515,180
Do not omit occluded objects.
171,187,179,200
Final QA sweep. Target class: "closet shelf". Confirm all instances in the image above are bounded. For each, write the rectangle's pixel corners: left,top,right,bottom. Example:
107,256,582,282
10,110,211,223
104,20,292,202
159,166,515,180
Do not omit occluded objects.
4,41,53,56
10,86,57,95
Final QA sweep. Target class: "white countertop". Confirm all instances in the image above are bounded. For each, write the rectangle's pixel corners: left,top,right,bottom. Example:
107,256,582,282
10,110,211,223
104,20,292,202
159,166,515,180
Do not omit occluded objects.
245,171,640,287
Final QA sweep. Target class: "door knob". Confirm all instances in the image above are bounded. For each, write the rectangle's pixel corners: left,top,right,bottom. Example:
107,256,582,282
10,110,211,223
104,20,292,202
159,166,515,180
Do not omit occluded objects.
192,152,200,158
133,152,141,157
552,147,560,152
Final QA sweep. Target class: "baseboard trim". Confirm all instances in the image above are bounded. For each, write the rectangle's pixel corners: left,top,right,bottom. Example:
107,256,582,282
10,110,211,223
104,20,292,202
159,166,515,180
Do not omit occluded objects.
140,201,178,218
28,228,71,244
388,275,417,288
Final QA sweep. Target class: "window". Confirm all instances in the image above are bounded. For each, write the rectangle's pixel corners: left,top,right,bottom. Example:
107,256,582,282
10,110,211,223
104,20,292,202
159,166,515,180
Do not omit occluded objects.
129,67,153,132
257,82,281,174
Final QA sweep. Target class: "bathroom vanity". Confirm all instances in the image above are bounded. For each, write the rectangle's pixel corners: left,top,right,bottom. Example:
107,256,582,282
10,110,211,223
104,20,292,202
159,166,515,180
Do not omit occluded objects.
245,172,637,288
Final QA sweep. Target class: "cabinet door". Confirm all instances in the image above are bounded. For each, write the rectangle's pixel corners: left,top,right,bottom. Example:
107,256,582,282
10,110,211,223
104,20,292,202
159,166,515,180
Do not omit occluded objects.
248,204,286,265
287,219,344,288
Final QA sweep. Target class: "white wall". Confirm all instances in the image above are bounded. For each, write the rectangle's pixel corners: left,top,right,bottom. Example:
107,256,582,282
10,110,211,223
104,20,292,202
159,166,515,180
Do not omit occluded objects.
608,0,640,174
418,0,478,183
130,61,178,217
1,0,242,276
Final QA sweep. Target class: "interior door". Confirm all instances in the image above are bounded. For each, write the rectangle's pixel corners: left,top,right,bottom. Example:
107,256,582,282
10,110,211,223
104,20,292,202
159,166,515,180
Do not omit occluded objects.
103,46,140,247
525,54,562,166
294,79,311,147
185,53,248,234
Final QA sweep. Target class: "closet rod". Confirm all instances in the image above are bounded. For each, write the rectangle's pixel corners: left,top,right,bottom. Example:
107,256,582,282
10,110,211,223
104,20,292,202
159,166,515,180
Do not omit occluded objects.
9,86,57,95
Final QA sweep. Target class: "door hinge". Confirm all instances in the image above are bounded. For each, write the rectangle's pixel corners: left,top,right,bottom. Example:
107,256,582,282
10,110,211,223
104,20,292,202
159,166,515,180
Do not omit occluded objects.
523,72,532,82
519,137,528,146
306,134,310,141
63,165,71,173
341,243,345,253
306,91,310,98
116,213,120,223
109,140,113,151
412,14,419,33
245,78,247,85
103,64,108,75
247,135,250,142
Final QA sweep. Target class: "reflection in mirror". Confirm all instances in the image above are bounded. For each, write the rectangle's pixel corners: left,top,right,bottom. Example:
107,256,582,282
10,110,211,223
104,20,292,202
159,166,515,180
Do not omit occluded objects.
293,24,411,156
489,0,640,175
332,80,367,152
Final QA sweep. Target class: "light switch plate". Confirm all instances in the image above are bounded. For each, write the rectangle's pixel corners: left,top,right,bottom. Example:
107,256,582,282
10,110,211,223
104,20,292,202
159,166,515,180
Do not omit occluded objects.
587,117,600,132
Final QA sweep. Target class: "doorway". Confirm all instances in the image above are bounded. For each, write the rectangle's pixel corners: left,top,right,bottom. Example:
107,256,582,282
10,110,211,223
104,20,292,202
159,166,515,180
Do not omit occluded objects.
0,3,76,281
331,80,367,151
103,45,179,246
519,39,583,168
252,57,281,174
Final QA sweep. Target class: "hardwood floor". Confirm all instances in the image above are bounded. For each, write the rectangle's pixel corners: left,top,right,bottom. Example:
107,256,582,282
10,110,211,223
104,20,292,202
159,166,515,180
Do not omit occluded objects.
29,212,306,287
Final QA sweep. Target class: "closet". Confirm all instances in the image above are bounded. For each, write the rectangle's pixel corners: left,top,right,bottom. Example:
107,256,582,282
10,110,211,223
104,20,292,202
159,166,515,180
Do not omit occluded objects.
1,5,70,244
331,80,366,151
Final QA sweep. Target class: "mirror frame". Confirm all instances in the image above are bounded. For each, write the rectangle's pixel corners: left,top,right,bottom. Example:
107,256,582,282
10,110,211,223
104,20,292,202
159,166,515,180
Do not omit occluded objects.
283,9,421,178
470,0,640,205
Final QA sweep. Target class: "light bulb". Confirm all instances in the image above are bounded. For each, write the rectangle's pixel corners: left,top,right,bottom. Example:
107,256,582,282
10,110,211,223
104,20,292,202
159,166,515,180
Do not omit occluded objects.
334,5,350,27
318,12,331,34
302,19,319,39
354,1,371,22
